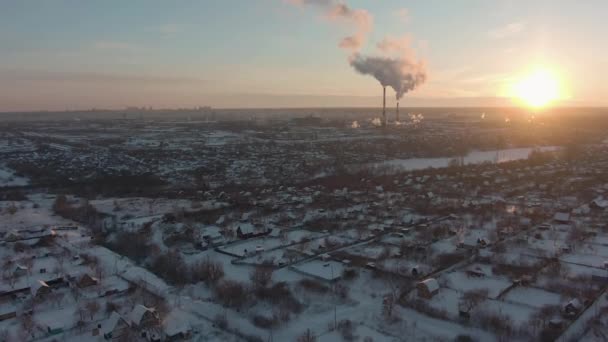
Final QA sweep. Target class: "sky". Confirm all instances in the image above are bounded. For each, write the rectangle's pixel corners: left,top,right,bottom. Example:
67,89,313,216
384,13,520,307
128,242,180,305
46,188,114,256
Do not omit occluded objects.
1,0,607,111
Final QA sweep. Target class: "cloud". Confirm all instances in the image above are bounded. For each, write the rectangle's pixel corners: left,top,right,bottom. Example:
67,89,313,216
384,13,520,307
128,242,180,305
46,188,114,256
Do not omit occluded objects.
158,24,182,35
487,22,525,39
286,0,373,51
376,35,413,55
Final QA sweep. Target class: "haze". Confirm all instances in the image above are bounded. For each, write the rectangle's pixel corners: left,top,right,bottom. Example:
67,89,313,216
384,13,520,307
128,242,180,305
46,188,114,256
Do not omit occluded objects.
1,0,607,111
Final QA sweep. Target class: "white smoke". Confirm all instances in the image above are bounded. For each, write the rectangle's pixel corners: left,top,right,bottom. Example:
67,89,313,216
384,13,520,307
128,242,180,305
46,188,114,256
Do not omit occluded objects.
287,0,372,51
351,120,360,128
350,52,427,100
371,117,382,127
409,113,424,126
287,2,427,99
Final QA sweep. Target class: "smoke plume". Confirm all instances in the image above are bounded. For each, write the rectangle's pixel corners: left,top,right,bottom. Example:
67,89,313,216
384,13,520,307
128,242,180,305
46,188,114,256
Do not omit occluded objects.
287,1,428,98
350,53,427,100
287,0,372,51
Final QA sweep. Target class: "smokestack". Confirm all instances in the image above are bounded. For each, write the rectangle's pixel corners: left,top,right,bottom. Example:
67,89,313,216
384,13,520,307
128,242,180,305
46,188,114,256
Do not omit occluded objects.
382,86,387,127
396,102,399,122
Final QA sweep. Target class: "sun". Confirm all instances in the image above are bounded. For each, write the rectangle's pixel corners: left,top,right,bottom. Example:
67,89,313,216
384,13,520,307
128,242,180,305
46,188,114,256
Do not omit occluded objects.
512,68,562,108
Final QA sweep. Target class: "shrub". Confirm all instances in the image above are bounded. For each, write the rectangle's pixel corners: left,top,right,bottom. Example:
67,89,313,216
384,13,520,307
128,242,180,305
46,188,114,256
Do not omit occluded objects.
216,280,248,309
299,279,329,293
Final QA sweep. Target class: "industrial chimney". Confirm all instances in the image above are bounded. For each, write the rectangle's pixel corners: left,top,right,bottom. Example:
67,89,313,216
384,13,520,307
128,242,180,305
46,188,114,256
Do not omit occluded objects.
382,86,387,127
396,102,400,123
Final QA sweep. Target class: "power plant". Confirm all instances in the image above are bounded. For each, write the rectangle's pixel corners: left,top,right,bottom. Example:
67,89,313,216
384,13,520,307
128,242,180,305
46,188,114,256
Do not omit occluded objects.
382,86,387,127
396,101,400,122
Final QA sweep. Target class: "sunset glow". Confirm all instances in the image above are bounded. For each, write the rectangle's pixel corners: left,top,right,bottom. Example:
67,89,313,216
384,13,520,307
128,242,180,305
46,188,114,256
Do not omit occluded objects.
512,68,562,108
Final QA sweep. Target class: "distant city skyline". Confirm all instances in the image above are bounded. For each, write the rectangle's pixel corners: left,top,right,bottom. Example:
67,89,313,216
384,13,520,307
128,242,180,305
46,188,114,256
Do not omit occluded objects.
1,0,607,111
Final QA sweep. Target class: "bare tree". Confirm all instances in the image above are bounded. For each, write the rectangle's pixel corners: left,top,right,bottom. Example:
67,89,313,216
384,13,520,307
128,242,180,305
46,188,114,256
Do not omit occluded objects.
250,265,273,290
86,301,101,321
297,329,317,342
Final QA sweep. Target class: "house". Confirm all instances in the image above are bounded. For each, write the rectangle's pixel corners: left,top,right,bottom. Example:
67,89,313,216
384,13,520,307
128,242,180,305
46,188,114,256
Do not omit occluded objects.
466,266,486,278
163,309,192,341
128,305,159,328
77,274,99,288
476,237,490,248
31,280,51,299
44,321,64,336
101,311,130,340
553,212,571,224
14,264,28,277
236,222,267,239
563,298,582,318
417,278,439,299
129,305,161,341
411,266,420,277
591,198,608,210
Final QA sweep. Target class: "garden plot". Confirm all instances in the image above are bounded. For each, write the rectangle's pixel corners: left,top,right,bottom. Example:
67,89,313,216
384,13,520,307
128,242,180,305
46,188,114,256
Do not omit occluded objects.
220,230,322,257
91,197,227,217
560,253,607,268
424,287,463,318
560,262,607,278
476,299,536,328
287,234,357,255
0,166,29,187
573,243,608,258
590,234,608,245
341,243,400,261
494,248,543,267
380,258,433,277
240,249,291,266
291,260,344,281
0,200,75,232
380,233,417,246
430,237,459,255
502,287,562,309
443,271,512,299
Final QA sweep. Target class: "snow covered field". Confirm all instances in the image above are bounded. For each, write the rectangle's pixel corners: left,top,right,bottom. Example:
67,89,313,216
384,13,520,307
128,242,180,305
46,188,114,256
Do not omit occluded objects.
0,166,29,187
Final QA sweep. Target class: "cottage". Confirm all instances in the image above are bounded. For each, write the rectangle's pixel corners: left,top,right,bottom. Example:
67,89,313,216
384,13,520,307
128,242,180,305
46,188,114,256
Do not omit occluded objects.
77,274,99,288
101,311,129,340
466,266,486,278
417,278,439,299
163,309,192,341
31,280,51,299
236,222,267,239
14,264,28,276
128,305,159,328
563,298,582,318
553,212,571,224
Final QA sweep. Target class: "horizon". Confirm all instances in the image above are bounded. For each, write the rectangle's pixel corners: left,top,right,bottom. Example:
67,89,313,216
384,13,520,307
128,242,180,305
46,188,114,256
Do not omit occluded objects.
1,1,607,111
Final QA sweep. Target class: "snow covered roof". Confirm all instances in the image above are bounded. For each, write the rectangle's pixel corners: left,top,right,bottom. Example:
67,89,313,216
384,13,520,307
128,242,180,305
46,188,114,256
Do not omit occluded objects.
101,311,127,336
129,304,156,326
237,222,255,234
553,212,570,222
30,280,50,295
163,309,191,337
420,278,439,292
592,199,608,209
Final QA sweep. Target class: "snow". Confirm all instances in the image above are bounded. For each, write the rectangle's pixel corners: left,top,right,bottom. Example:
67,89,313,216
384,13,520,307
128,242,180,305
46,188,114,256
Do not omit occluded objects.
443,271,512,299
503,287,562,309
0,166,29,187
291,260,344,281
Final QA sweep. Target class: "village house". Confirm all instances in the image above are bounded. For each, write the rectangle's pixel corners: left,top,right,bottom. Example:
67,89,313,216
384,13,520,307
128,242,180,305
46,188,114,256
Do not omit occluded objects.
235,222,268,239
101,311,130,340
417,278,439,299
76,273,99,288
